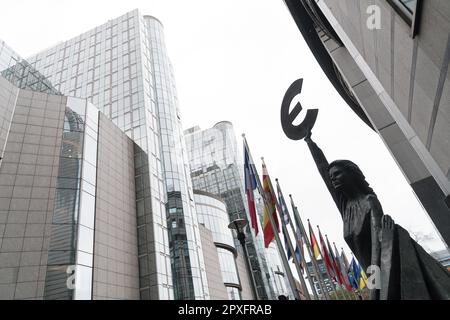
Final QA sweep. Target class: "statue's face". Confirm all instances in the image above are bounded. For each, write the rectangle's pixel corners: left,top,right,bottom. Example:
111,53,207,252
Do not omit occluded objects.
329,165,352,190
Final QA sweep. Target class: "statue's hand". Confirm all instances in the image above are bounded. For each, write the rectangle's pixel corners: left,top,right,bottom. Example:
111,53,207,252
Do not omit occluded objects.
380,215,395,243
304,128,312,143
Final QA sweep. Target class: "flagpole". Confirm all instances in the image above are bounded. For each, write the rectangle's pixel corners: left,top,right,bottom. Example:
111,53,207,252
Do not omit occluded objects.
316,225,340,299
242,135,303,300
275,179,319,300
257,163,311,300
289,196,331,300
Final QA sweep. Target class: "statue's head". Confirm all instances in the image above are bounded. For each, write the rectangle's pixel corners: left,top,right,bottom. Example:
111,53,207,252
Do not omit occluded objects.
328,160,374,198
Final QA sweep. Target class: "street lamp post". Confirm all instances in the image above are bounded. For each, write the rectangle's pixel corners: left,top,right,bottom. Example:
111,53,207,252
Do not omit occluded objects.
228,218,259,300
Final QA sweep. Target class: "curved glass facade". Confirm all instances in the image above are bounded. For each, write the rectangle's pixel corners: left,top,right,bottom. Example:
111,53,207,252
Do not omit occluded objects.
194,191,241,298
216,248,239,285
144,16,208,300
194,192,234,249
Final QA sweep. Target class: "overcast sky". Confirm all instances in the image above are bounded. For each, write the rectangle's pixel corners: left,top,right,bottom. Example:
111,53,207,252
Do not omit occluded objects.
0,0,446,259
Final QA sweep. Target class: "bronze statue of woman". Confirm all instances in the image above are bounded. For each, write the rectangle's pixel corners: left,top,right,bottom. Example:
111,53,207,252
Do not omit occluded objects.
304,131,450,300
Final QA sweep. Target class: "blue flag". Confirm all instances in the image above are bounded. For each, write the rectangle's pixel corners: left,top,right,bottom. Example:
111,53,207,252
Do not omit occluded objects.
350,257,361,289
276,183,290,226
244,144,258,234
284,233,302,266
283,227,292,260
348,273,359,289
294,245,301,264
277,183,293,260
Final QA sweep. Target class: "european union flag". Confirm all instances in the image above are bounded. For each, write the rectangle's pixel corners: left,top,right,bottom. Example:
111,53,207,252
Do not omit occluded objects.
350,257,363,289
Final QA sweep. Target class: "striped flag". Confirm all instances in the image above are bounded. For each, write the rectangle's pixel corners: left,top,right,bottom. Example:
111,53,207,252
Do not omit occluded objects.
283,228,292,260
244,144,258,235
262,164,279,248
337,247,353,291
308,220,321,259
326,237,344,286
276,182,290,226
276,182,299,264
350,257,367,289
294,227,305,269
318,228,336,281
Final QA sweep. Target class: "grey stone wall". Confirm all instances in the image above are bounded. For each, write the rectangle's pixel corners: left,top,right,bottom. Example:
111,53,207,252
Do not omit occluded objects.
0,88,65,299
315,0,450,244
235,253,254,300
321,0,450,185
199,225,228,300
92,113,140,299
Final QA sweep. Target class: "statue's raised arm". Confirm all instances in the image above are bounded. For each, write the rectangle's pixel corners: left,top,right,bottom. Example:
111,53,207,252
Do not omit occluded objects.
304,130,344,215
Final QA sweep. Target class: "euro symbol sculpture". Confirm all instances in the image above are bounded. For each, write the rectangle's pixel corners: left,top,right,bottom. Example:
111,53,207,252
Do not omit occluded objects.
280,78,450,300
280,78,318,140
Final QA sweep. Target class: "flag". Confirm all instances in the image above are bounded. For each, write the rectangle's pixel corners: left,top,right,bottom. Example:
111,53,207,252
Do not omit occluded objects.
294,245,302,267
337,247,353,291
287,198,306,269
343,252,358,290
276,182,290,226
294,227,305,269
287,227,303,267
350,257,367,289
262,163,279,248
318,228,335,281
360,268,368,289
308,220,320,259
283,227,292,260
277,182,294,261
327,237,345,286
284,228,304,268
244,144,258,235
348,269,359,290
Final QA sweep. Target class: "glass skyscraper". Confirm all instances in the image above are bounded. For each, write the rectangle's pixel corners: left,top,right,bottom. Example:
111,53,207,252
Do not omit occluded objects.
25,9,208,300
185,121,291,300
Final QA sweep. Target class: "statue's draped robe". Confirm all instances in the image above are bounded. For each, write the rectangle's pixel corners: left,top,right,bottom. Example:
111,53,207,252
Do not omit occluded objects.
306,138,450,300
381,225,450,299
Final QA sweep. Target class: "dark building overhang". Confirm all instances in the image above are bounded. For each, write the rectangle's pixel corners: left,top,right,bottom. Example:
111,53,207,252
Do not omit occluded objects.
283,0,374,130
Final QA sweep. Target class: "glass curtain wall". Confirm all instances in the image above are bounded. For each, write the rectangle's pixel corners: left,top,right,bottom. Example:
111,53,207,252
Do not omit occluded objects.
44,97,98,300
185,122,276,299
144,16,208,300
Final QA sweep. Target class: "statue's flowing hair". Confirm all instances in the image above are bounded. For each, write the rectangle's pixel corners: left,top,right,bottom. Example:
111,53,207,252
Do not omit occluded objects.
328,160,376,214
